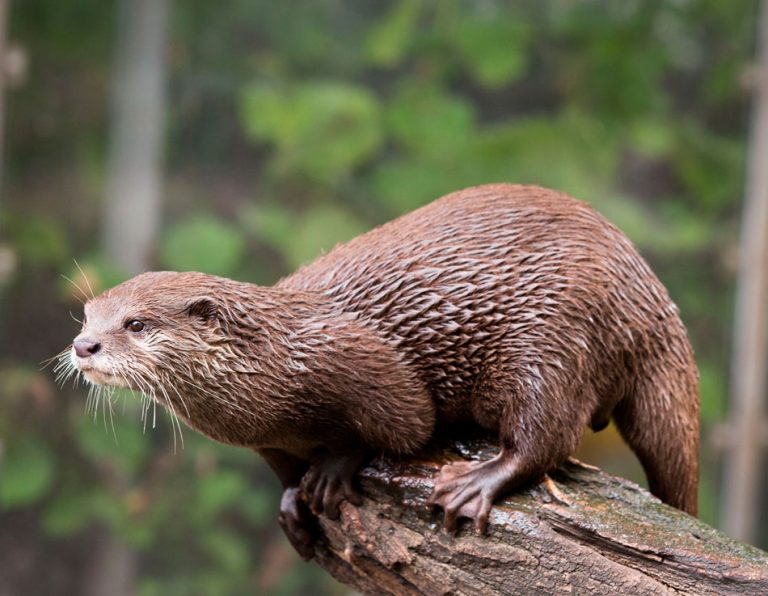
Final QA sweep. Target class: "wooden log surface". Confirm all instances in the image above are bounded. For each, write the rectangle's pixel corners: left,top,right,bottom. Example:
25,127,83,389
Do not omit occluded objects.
308,439,768,595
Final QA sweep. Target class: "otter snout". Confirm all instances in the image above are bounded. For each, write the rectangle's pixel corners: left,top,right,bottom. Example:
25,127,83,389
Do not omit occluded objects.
73,337,101,358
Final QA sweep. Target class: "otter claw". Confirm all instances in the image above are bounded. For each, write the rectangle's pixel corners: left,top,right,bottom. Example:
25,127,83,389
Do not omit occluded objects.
300,454,365,519
428,460,496,533
540,474,571,506
428,451,520,534
278,487,316,561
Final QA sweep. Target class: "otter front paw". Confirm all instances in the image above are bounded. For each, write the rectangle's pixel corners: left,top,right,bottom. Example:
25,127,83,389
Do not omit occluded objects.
278,487,317,561
300,454,365,520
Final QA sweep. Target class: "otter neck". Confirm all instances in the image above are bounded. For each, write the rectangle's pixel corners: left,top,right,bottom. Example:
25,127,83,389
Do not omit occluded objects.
157,286,342,449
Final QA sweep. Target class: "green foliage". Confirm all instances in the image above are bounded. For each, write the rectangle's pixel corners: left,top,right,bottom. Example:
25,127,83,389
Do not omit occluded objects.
42,484,100,536
74,397,152,476
454,17,530,88
283,204,367,268
387,82,476,158
191,470,248,523
365,0,421,67
5,212,70,268
240,81,383,183
0,437,55,508
161,217,245,275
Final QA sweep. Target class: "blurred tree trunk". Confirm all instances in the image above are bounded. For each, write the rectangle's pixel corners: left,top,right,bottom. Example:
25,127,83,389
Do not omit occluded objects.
88,1,169,595
103,0,168,275
0,0,8,201
723,0,768,545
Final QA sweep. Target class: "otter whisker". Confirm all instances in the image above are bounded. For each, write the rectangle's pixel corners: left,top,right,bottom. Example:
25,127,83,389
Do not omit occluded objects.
119,367,150,431
94,384,105,423
100,384,108,432
139,389,150,432
126,367,162,435
60,274,88,305
157,382,185,452
43,346,71,370
123,368,151,428
164,376,192,419
129,360,189,451
105,386,118,445
130,363,161,431
86,383,98,419
72,258,96,299
52,348,80,389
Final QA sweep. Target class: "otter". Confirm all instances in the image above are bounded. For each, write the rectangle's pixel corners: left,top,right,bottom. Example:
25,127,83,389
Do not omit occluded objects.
66,184,699,560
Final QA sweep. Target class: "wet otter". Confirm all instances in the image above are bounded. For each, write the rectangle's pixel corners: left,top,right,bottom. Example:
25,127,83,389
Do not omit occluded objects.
66,184,700,560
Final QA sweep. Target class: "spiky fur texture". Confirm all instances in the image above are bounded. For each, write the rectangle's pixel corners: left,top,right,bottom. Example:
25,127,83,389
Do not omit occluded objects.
72,184,700,516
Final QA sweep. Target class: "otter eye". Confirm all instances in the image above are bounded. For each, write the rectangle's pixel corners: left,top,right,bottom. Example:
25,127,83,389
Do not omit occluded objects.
126,320,145,333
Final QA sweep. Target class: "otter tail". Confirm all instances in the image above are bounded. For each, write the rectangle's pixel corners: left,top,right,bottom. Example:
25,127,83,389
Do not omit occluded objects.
612,336,700,516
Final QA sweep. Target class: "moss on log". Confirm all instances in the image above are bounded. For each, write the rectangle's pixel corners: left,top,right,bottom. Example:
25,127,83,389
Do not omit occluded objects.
309,439,768,595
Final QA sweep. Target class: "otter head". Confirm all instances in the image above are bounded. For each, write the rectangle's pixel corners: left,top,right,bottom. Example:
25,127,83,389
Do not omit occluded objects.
70,271,224,394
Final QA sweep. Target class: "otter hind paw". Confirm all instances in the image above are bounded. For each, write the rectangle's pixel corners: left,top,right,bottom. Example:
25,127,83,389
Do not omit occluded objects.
427,459,497,533
428,451,522,534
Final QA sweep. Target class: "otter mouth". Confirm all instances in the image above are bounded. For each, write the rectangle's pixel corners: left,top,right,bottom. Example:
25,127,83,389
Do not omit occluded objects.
77,364,127,388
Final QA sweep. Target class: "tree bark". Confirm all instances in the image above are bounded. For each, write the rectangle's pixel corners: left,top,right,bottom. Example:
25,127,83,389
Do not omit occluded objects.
311,439,768,595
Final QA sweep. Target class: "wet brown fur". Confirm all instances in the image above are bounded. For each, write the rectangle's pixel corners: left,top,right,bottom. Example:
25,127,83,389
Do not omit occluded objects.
72,184,700,542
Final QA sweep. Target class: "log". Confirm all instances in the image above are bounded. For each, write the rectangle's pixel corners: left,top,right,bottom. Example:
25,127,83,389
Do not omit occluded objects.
309,438,768,595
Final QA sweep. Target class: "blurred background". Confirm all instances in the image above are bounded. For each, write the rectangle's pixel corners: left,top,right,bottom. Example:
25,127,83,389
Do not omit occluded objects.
1,0,767,594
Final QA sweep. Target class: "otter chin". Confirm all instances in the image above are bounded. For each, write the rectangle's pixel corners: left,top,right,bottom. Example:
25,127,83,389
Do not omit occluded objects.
61,184,700,561
75,364,125,388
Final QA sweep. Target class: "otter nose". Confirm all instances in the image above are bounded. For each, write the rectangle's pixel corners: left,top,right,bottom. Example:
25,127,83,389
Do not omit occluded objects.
73,338,101,358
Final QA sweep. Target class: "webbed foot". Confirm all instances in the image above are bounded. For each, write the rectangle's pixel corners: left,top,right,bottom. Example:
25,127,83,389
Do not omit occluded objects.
301,452,365,520
427,450,521,533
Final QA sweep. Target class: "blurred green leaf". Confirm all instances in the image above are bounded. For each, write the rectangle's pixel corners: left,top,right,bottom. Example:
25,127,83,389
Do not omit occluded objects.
386,82,476,158
283,204,367,268
193,470,247,523
74,397,151,476
161,217,245,276
454,18,530,88
238,202,294,250
365,0,421,67
699,363,726,423
627,118,676,158
371,158,465,213
5,213,69,267
240,81,383,182
238,82,286,142
0,437,55,508
43,486,98,535
202,529,250,574
673,123,744,210
237,486,272,525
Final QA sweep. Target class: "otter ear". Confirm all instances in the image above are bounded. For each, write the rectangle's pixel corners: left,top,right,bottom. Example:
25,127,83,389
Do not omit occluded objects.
186,297,218,322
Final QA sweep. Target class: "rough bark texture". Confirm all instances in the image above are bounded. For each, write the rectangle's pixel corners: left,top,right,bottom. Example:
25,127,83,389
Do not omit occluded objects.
310,439,768,595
